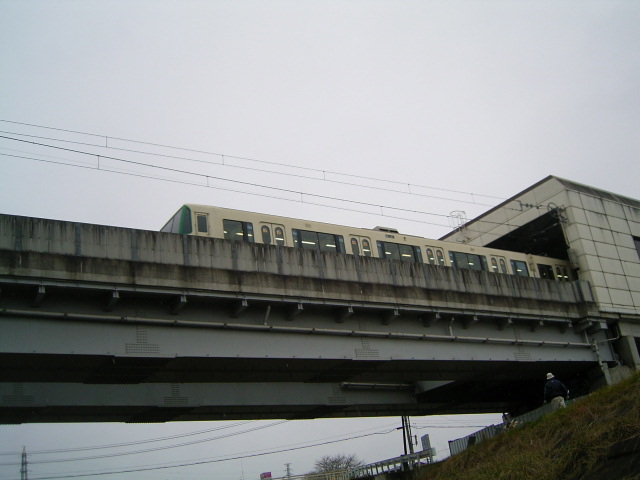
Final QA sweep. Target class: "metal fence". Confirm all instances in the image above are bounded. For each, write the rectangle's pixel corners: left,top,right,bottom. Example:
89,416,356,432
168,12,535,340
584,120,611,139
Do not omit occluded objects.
268,450,434,480
269,471,352,480
349,450,434,478
448,397,581,456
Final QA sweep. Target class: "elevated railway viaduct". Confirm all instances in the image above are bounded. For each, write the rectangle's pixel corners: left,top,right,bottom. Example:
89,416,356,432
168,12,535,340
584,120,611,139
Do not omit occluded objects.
0,214,615,424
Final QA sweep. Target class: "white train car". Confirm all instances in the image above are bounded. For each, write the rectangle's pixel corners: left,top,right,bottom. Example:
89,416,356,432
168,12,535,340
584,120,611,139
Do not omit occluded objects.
161,204,573,281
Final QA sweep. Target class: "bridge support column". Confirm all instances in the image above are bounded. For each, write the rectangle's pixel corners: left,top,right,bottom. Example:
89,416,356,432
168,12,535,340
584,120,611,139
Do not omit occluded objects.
618,335,640,370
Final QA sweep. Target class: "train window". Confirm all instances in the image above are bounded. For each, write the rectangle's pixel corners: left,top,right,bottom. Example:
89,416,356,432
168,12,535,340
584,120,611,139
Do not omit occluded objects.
292,229,345,253
351,238,360,255
499,258,508,274
562,266,570,281
275,227,285,246
449,251,487,271
296,230,318,250
261,225,271,244
538,264,554,280
362,239,372,257
161,206,192,234
376,241,390,258
223,219,255,242
426,247,436,265
196,213,208,234
401,244,421,262
377,241,422,262
319,232,341,252
510,260,529,277
436,249,445,266
160,211,179,233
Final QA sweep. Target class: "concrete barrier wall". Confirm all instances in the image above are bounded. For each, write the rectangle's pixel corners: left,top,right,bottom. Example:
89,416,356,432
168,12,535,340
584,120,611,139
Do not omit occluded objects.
0,214,593,313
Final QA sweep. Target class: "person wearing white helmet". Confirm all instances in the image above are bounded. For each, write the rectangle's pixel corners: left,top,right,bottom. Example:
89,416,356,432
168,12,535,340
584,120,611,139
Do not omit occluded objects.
544,372,569,411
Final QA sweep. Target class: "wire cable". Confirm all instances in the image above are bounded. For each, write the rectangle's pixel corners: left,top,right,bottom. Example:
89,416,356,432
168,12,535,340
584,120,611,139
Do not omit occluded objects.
0,421,252,456
0,137,531,235
0,151,458,232
9,428,399,480
0,138,463,220
0,421,288,466
0,119,506,201
0,129,499,208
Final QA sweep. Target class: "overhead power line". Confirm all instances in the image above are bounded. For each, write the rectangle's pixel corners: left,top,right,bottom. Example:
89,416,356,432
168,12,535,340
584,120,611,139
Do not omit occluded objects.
0,136,528,235
0,136,458,221
0,119,506,203
0,128,499,208
0,422,288,466
0,421,250,456
7,428,398,480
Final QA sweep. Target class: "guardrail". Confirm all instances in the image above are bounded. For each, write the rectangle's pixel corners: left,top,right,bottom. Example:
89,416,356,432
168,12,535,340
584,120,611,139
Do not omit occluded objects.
267,451,434,480
349,450,434,478
269,471,351,480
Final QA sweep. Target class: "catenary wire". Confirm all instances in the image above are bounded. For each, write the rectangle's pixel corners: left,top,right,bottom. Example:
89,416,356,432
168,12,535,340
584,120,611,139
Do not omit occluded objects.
0,151,456,231
0,130,498,208
0,150,531,239
0,140,531,236
0,119,506,201
0,139,477,223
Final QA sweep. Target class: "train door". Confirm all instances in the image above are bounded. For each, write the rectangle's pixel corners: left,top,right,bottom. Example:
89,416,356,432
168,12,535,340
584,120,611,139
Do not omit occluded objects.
349,235,373,256
555,264,571,281
490,255,507,274
425,246,446,266
537,263,555,280
260,223,287,246
194,212,209,236
510,259,530,277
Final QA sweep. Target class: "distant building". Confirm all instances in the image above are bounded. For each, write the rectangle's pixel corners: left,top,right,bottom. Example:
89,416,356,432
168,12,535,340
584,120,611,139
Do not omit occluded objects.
440,175,640,377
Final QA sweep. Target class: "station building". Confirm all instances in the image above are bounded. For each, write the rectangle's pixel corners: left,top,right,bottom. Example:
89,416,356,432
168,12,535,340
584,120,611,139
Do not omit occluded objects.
440,175,640,378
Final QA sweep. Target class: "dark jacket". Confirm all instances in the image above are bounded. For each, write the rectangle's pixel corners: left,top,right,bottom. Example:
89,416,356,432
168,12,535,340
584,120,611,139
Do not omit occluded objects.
544,378,568,402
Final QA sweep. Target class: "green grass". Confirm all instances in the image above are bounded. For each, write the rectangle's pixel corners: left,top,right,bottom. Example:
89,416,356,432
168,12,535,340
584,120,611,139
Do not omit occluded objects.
420,372,640,480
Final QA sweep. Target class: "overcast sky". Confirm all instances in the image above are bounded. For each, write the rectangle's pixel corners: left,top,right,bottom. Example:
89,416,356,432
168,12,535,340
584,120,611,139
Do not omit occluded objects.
1,1,639,479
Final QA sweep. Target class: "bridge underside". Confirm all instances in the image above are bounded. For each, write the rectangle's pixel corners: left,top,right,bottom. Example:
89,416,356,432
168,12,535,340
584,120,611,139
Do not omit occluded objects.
0,274,610,424
0,352,598,424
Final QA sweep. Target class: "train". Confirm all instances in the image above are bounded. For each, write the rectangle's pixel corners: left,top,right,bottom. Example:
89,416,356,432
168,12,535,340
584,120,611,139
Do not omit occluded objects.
161,204,573,281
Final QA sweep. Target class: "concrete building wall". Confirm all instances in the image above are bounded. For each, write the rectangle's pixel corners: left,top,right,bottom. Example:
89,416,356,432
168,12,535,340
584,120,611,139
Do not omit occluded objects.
441,176,640,369
562,188,640,316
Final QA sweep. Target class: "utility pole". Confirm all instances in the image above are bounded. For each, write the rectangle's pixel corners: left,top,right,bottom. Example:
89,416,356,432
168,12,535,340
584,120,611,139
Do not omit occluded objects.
284,463,292,480
401,416,415,455
20,447,28,480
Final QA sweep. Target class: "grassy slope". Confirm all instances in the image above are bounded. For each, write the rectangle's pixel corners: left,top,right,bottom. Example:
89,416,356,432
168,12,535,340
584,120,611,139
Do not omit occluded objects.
420,372,640,480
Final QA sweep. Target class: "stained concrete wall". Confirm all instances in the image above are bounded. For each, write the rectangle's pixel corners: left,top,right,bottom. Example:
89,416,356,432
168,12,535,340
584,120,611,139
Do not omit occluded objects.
0,214,593,319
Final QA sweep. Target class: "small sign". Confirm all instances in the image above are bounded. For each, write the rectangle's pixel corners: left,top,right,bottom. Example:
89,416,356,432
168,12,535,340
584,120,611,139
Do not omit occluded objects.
421,434,432,451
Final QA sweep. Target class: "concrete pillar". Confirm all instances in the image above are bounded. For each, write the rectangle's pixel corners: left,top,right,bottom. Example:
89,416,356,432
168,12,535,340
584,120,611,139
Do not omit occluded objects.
618,335,640,369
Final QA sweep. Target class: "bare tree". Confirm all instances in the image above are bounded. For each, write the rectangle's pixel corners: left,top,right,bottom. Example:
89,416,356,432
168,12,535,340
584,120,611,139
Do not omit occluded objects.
312,453,364,473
